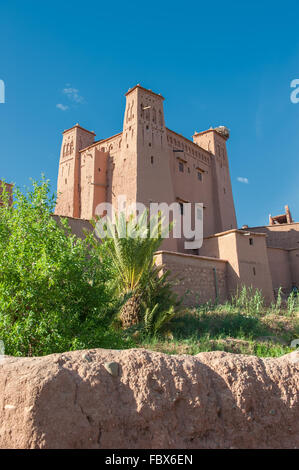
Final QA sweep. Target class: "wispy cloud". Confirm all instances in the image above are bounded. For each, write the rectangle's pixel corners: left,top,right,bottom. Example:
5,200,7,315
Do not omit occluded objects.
56,103,69,111
63,87,85,104
237,176,249,184
56,84,85,111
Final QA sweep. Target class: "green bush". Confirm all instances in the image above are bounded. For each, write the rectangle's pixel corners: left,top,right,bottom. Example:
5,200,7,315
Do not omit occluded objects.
0,178,127,356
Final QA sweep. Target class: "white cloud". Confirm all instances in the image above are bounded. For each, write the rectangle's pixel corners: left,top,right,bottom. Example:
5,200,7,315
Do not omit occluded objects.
237,177,249,184
63,87,84,104
56,103,69,111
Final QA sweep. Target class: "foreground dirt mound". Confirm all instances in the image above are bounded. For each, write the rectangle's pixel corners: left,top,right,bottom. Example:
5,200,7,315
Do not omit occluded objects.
0,349,298,449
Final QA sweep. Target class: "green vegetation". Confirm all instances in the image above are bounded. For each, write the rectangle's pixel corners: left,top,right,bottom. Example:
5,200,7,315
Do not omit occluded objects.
0,178,133,356
139,285,299,357
0,178,298,358
94,210,179,330
140,299,299,357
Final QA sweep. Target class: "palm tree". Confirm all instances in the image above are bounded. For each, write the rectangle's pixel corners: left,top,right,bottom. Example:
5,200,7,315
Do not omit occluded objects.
98,210,168,328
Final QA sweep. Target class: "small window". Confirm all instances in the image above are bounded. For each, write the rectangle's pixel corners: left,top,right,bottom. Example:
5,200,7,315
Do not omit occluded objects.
150,156,154,164
149,142,151,147
188,167,190,173
179,161,184,172
98,168,101,172
197,171,202,181
249,238,254,246
253,267,256,276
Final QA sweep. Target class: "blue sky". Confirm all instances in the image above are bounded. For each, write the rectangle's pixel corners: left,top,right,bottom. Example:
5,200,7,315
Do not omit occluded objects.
1,0,299,227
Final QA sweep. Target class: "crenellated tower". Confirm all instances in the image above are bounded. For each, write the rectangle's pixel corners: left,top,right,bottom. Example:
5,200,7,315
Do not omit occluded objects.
55,124,95,218
193,126,237,233
120,84,177,249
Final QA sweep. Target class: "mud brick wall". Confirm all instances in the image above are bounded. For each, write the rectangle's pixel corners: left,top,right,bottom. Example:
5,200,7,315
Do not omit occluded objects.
155,251,228,306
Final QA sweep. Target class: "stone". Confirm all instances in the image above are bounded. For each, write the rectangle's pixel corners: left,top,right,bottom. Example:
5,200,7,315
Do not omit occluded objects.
288,350,299,365
104,361,119,377
0,349,298,449
82,353,92,362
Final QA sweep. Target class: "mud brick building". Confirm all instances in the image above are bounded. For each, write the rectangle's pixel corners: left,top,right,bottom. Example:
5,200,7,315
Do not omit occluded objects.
54,85,299,304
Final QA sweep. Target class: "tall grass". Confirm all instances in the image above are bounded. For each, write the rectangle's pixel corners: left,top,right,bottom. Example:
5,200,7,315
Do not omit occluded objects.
231,286,264,315
140,285,298,358
199,285,299,317
287,291,299,316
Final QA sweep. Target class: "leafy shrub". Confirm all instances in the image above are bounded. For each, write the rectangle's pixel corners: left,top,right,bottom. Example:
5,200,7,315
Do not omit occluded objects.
0,178,125,356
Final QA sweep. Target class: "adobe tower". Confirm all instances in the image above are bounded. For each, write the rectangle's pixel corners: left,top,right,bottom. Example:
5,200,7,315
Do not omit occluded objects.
55,85,240,261
55,124,95,218
55,85,237,249
193,126,237,234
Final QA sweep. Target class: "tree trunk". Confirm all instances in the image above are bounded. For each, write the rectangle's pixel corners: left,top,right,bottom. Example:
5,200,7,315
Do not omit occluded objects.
119,293,141,328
